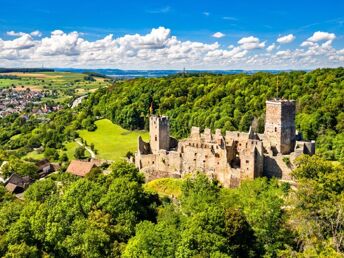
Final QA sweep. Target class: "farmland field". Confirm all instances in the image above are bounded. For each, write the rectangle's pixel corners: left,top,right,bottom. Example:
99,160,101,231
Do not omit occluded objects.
78,119,149,161
0,71,112,103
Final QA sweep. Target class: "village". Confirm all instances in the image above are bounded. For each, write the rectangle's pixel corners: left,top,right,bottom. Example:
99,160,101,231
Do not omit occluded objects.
0,88,62,117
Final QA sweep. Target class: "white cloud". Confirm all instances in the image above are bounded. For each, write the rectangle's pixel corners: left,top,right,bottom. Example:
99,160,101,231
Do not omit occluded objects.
300,31,337,52
307,31,336,42
203,12,210,16
300,41,315,47
212,32,225,38
237,36,265,50
277,34,295,44
266,43,276,52
30,30,42,37
7,30,42,37
0,27,342,69
6,31,26,37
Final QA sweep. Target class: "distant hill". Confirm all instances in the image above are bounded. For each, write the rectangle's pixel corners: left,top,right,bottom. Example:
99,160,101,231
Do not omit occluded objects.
0,68,54,73
55,68,304,78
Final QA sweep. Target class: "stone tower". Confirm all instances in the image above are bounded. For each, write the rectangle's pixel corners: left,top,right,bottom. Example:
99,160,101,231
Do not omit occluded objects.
149,115,170,154
264,99,296,154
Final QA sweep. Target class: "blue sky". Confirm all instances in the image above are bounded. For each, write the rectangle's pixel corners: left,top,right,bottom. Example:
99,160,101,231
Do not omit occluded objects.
0,0,343,69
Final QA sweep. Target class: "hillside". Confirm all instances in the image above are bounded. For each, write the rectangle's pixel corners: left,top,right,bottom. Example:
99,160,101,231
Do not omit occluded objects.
81,68,344,163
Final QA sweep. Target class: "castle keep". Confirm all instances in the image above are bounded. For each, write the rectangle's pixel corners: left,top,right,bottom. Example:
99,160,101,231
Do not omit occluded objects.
135,99,315,187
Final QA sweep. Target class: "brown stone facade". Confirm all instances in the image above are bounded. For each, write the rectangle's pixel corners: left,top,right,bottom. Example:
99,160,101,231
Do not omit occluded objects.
135,99,315,187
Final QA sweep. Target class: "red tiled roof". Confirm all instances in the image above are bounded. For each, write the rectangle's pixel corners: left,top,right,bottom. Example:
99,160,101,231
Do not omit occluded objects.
66,160,98,177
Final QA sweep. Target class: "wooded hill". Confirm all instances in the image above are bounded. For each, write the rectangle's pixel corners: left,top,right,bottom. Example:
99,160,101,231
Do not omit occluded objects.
82,68,344,163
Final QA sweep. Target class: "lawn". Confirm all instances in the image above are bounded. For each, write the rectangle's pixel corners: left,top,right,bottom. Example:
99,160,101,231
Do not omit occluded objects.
78,119,149,161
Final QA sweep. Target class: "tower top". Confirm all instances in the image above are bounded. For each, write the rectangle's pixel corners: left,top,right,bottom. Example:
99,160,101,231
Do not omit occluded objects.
266,98,295,104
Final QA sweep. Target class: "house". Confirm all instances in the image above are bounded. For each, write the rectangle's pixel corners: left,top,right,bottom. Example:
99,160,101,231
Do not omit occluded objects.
66,159,101,177
35,159,60,178
5,173,33,194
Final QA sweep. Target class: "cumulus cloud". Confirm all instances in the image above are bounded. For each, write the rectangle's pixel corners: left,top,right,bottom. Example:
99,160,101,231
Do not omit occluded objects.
300,31,337,52
6,31,26,37
7,30,42,37
307,31,336,42
0,27,341,69
237,36,265,50
266,43,276,52
212,32,225,38
30,30,42,37
277,34,295,44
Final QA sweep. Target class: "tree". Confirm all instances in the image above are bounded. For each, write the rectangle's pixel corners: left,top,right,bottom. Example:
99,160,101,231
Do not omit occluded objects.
24,178,57,202
74,146,86,160
4,242,39,258
1,159,38,179
44,147,59,161
290,155,344,254
59,153,68,162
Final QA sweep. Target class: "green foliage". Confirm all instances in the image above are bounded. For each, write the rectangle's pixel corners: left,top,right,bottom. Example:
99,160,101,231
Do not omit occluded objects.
1,158,38,179
290,155,344,254
74,146,86,159
4,242,39,258
0,163,159,257
0,157,343,256
181,173,220,214
24,178,57,202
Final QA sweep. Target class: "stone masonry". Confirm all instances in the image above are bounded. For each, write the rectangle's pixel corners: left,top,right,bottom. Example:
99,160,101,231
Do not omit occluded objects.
134,99,315,187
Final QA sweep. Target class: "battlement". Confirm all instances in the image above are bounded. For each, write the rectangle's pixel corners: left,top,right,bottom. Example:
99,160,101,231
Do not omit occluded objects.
150,115,169,125
266,98,295,104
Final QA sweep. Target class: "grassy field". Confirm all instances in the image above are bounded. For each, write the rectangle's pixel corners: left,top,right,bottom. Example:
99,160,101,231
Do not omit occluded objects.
144,178,183,198
78,119,149,161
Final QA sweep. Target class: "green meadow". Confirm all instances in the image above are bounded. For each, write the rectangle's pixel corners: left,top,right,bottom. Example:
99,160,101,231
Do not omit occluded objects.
78,119,149,161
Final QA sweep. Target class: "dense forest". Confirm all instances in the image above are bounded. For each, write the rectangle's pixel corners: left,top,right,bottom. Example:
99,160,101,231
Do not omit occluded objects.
0,157,343,257
83,68,344,163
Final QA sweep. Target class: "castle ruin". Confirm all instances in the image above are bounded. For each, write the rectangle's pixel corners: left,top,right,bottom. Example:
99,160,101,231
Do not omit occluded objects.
135,99,315,187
